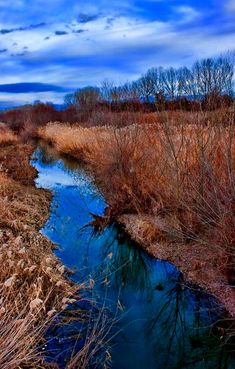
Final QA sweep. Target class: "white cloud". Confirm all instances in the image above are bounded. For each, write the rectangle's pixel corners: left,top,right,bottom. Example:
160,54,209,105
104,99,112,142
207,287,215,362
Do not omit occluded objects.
0,0,23,7
0,91,66,105
226,0,235,11
174,6,200,23
0,7,235,104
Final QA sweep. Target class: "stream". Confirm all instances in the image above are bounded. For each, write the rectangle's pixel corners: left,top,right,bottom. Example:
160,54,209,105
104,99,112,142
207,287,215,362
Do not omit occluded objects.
32,143,234,369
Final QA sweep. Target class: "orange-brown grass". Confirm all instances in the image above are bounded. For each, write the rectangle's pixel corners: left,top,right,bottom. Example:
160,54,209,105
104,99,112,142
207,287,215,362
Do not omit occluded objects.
38,110,235,317
0,138,79,368
88,110,157,127
0,125,17,146
38,124,111,160
87,106,235,128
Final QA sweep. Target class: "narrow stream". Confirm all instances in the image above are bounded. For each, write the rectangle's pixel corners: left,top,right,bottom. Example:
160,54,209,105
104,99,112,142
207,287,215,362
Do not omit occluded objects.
32,143,234,369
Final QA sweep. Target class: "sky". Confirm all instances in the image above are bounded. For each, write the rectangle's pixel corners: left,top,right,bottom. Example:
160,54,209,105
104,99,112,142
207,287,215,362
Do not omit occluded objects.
0,0,234,107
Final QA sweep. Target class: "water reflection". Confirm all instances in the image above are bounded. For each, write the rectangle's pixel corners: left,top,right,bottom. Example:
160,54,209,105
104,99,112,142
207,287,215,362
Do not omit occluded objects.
32,145,234,369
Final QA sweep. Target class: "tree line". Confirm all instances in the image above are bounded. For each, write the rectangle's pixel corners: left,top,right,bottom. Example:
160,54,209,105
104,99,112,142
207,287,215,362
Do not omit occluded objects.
64,53,234,110
1,53,234,132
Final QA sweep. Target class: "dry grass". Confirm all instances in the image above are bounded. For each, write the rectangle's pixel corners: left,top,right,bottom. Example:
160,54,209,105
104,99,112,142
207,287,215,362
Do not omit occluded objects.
38,124,111,161
38,107,235,317
87,107,235,127
0,138,80,368
0,125,17,146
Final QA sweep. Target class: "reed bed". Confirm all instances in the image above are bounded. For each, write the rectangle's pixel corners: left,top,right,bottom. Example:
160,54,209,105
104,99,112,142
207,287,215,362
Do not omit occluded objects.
38,109,235,317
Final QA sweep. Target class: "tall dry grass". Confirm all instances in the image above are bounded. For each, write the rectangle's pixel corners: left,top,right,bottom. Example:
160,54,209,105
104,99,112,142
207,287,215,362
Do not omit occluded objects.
0,126,17,146
38,107,235,316
0,142,78,368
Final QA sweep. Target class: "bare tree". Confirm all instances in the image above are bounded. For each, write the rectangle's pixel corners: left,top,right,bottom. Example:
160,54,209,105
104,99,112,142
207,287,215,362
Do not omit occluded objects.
74,86,101,110
64,93,77,107
110,86,123,103
119,82,140,101
136,74,154,102
162,67,178,98
177,67,197,98
192,55,234,97
101,79,115,102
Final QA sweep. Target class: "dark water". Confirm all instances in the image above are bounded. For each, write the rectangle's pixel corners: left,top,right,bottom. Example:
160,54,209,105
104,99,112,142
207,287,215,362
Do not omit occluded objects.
32,144,234,369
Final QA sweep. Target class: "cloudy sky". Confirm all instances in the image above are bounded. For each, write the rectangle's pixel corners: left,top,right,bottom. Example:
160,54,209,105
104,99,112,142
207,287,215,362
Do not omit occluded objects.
0,0,234,107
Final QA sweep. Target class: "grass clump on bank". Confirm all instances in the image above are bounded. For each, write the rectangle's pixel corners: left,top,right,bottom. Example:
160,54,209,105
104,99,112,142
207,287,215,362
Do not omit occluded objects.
38,107,235,317
0,126,17,146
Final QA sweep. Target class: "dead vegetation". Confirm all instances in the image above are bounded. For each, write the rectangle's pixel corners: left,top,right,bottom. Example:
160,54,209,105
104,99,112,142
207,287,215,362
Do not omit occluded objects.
38,107,235,317
0,132,80,368
0,124,17,146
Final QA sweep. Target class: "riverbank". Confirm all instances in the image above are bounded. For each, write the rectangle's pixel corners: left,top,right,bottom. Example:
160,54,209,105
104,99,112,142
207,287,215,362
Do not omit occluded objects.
0,128,78,368
33,143,235,369
38,118,235,319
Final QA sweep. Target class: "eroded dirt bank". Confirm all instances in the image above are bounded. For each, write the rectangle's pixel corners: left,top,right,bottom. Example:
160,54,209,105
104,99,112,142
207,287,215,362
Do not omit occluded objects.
119,214,235,318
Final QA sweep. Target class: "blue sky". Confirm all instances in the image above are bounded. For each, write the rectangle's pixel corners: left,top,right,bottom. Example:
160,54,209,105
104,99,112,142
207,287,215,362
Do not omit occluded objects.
0,0,234,106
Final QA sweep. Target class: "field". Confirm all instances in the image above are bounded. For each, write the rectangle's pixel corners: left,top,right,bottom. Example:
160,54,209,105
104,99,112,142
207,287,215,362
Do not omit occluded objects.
0,106,235,367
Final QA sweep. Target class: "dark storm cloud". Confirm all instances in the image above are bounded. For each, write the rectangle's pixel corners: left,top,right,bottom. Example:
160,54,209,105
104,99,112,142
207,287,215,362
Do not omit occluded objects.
0,83,67,93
